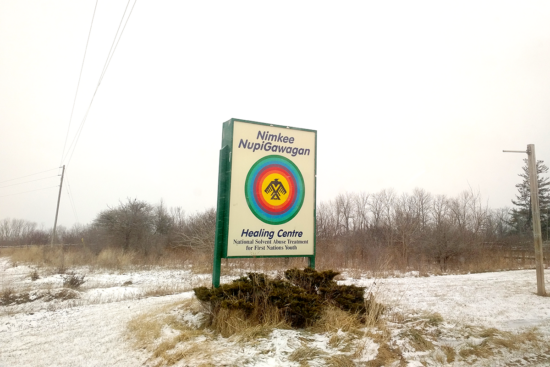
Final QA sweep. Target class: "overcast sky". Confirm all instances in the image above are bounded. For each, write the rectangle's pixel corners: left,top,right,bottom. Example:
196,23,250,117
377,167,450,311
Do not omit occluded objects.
1,1,550,229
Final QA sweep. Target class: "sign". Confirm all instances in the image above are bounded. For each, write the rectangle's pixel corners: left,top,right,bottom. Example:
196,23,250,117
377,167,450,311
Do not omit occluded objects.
213,118,317,286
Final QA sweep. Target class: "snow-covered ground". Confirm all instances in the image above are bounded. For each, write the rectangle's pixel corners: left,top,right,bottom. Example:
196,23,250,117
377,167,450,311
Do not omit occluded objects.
1,257,549,366
342,270,550,332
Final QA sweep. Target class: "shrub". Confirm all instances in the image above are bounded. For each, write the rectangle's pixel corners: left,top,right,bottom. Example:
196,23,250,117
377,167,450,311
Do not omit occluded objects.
0,288,32,306
195,272,322,328
285,267,369,314
1,287,16,306
194,268,382,333
30,269,40,281
63,272,86,289
284,267,339,292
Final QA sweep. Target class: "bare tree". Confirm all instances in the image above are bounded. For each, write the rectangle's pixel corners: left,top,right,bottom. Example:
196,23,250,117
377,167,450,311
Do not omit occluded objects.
0,218,39,246
393,193,421,266
427,195,460,270
172,208,217,252
316,201,336,241
411,187,432,230
94,198,155,252
335,193,354,235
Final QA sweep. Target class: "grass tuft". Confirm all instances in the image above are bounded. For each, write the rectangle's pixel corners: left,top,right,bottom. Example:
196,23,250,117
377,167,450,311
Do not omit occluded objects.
367,343,403,367
459,340,494,360
62,272,85,289
312,306,363,334
403,328,434,351
324,354,356,367
127,300,217,366
289,346,327,365
1,287,31,305
424,312,444,326
29,268,40,281
47,288,79,301
441,345,456,363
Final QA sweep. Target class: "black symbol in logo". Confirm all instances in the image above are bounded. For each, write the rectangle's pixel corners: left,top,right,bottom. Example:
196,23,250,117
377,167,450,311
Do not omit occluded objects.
264,178,287,200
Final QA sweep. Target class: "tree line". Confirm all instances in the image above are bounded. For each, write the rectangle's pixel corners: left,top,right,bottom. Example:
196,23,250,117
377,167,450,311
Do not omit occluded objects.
316,188,514,271
1,160,548,271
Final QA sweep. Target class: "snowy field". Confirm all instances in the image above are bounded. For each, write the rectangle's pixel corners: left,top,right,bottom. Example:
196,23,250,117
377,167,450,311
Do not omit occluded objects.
1,257,549,367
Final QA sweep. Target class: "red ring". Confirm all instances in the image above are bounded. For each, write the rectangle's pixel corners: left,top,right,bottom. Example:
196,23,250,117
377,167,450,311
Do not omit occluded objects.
253,166,297,214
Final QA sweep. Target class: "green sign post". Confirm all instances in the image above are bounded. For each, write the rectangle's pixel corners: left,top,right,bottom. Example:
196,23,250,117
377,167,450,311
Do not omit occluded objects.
213,118,317,287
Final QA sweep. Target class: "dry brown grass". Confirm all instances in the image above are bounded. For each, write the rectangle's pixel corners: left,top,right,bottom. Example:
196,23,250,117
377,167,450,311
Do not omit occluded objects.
324,354,356,367
441,345,456,363
208,302,290,339
366,343,404,367
2,243,536,278
472,326,543,354
128,295,387,366
458,340,494,360
142,284,194,298
3,245,46,265
158,343,214,367
127,299,218,366
127,311,165,348
0,287,27,305
365,309,546,366
209,307,245,338
313,242,539,276
423,311,444,327
289,346,327,365
0,245,192,271
311,306,363,334
402,328,434,351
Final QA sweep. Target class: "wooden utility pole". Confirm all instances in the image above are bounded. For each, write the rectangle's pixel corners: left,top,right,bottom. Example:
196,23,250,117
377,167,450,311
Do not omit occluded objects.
503,144,546,296
527,144,546,296
51,165,65,246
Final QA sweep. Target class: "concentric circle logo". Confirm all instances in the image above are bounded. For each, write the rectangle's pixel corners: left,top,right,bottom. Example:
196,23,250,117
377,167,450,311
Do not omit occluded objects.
245,155,305,225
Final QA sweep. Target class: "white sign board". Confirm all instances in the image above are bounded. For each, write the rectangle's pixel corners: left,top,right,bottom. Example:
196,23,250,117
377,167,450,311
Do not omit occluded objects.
225,120,316,257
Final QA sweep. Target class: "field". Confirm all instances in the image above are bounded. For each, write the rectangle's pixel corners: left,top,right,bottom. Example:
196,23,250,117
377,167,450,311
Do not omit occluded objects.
1,249,550,367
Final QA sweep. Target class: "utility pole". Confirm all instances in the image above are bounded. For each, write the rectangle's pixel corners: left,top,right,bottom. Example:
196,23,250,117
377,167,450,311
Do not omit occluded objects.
51,165,65,246
503,144,546,296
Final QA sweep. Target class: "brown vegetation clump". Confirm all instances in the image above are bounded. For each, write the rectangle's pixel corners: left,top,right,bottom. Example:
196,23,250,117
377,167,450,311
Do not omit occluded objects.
1,287,30,306
62,272,86,289
193,268,383,336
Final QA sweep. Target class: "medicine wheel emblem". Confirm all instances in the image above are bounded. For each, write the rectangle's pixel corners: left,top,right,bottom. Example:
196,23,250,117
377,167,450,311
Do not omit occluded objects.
245,155,305,225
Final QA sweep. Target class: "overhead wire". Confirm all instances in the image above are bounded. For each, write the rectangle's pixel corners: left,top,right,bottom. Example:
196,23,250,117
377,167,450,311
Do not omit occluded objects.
59,0,99,167
97,0,131,86
0,186,59,199
0,175,58,189
50,1,137,227
2,1,138,219
0,168,59,185
63,0,138,168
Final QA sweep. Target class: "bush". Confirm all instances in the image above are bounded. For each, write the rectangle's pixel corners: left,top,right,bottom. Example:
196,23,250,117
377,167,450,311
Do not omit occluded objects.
63,272,86,289
0,288,31,306
194,268,381,332
30,269,40,281
195,272,322,328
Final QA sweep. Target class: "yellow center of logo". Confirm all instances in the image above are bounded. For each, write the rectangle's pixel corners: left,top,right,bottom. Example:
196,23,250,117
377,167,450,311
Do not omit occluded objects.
261,173,290,206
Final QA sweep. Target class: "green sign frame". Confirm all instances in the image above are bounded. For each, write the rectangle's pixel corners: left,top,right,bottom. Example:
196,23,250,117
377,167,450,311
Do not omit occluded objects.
213,118,317,287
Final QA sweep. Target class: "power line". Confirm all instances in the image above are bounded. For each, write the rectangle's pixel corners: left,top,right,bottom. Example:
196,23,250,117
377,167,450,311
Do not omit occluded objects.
63,0,138,168
98,0,132,86
0,168,59,185
0,175,58,189
59,0,99,166
0,186,59,198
